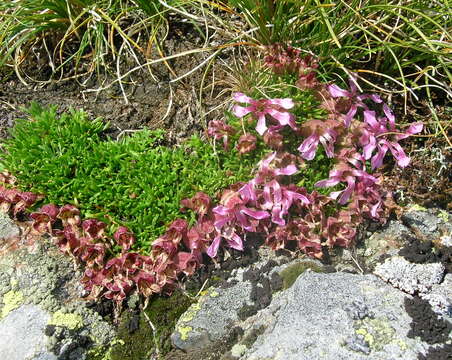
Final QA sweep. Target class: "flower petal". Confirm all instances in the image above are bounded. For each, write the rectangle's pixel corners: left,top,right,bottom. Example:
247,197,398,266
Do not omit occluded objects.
315,178,340,188
233,92,253,103
206,235,222,258
268,98,295,109
241,207,270,220
256,114,268,135
233,105,253,118
328,84,350,98
383,103,395,127
389,142,410,168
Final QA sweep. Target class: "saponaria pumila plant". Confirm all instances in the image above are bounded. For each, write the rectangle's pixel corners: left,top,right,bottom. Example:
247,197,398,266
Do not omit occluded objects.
0,44,422,306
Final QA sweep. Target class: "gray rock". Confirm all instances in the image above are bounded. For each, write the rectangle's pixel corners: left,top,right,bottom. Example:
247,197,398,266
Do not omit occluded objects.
0,304,57,360
0,235,115,358
0,212,19,240
401,208,452,241
171,282,253,351
374,256,445,294
359,220,411,269
421,273,452,316
238,272,433,360
171,258,328,352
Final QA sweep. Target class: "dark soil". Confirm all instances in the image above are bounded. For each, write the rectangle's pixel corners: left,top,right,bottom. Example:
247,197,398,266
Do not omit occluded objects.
0,19,235,145
382,131,452,211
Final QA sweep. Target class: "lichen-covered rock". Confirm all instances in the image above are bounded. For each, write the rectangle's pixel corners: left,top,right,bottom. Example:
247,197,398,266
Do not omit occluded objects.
374,256,445,294
0,237,115,359
401,207,452,242
235,272,445,360
0,212,20,240
0,304,57,360
421,273,452,316
171,284,253,351
359,220,411,269
171,258,327,353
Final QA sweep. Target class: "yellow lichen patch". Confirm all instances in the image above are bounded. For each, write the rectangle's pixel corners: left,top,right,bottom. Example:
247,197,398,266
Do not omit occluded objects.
356,328,374,346
209,290,220,297
356,318,396,351
179,303,201,323
397,339,408,351
438,210,449,222
408,204,427,212
49,310,83,330
178,326,193,341
1,290,24,318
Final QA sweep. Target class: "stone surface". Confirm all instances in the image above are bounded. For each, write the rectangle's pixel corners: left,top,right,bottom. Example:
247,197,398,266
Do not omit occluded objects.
171,258,324,352
401,207,452,242
0,304,57,360
374,256,445,294
359,220,411,269
0,212,20,240
0,237,115,359
236,272,439,360
171,278,254,351
421,273,452,316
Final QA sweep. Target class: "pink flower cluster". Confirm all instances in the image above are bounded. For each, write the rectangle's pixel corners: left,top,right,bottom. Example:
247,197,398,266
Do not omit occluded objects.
264,44,318,79
26,202,215,303
0,172,41,216
0,45,422,306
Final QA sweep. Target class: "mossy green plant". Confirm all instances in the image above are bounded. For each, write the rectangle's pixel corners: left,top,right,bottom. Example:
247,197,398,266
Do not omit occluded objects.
99,291,193,360
279,260,324,289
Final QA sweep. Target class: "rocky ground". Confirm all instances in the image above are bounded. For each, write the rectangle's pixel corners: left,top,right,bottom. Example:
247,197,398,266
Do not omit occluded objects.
0,206,451,360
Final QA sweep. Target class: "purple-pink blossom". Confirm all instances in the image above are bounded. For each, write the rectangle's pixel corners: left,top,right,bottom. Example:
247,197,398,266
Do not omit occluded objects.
298,119,339,160
232,92,296,135
328,74,383,127
207,120,236,149
315,163,377,205
361,110,423,169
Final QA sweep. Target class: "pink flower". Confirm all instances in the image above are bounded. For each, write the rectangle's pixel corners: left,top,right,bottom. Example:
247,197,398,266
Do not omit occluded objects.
206,189,270,257
30,204,60,234
253,152,298,185
57,205,81,226
263,126,284,150
207,120,236,149
361,110,423,169
114,226,135,252
298,119,339,160
173,252,200,276
82,219,107,240
260,180,310,226
315,163,377,205
328,75,383,127
180,192,211,219
236,133,257,154
232,92,296,135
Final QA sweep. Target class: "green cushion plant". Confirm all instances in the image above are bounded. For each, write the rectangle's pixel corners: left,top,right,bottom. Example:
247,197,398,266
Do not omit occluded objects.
1,102,255,250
